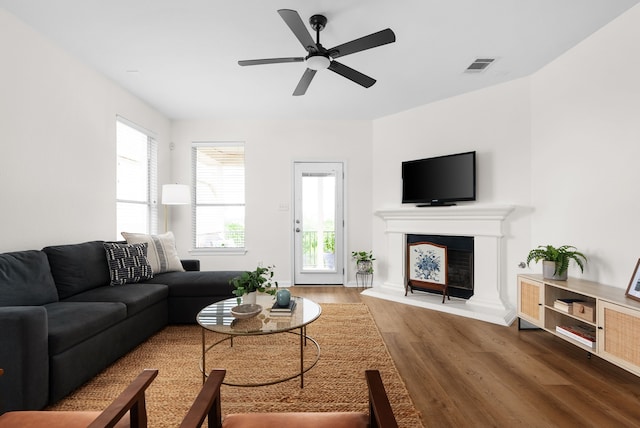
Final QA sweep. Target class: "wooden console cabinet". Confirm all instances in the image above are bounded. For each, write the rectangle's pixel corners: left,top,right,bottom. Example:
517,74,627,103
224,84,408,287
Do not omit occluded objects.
517,273,640,377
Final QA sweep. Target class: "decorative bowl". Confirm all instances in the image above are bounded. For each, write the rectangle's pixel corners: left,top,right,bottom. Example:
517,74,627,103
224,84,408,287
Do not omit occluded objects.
230,303,262,319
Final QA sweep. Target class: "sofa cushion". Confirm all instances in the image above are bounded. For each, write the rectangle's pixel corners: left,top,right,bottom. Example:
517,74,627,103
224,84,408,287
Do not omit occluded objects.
45,302,127,355
121,231,185,274
43,241,111,299
151,271,237,297
0,250,58,306
63,284,168,317
104,242,153,285
180,259,200,272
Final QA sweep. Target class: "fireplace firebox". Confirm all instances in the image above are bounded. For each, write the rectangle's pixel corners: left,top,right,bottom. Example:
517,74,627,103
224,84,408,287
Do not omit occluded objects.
406,234,474,299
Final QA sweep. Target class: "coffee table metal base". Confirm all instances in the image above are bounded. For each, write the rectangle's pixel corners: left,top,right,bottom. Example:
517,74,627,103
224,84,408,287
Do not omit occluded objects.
200,326,321,388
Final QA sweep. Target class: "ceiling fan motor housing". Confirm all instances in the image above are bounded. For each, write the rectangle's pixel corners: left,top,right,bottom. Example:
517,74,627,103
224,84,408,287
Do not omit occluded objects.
309,14,327,32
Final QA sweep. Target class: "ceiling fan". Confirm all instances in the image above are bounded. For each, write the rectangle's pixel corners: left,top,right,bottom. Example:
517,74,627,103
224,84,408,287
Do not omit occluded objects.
238,9,396,96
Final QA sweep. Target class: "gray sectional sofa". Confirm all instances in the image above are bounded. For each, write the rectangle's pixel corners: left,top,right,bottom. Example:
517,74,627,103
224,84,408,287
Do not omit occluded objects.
0,240,241,413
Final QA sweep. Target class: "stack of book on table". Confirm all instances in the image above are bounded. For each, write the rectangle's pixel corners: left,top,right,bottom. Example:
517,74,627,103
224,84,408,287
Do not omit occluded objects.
555,325,596,349
270,299,297,317
553,298,583,314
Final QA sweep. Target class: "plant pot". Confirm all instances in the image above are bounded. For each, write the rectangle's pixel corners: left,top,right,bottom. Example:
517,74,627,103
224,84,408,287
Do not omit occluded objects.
243,291,257,305
323,252,335,269
543,261,567,281
356,260,372,274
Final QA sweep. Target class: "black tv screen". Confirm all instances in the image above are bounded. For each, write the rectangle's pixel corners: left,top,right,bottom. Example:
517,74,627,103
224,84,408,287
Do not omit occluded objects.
402,151,476,206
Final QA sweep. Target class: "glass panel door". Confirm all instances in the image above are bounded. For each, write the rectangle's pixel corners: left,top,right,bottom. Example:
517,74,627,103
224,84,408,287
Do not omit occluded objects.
293,162,344,284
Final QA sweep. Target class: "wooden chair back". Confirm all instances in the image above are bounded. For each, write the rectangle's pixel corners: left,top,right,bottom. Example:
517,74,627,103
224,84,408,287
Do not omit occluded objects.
0,369,158,428
179,369,398,428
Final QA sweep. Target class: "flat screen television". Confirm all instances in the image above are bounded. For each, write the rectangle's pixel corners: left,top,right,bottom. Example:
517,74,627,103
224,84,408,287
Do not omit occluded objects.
402,151,476,206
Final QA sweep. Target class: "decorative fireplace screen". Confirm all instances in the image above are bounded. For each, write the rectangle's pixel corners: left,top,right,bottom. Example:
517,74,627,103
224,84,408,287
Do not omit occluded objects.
406,241,450,303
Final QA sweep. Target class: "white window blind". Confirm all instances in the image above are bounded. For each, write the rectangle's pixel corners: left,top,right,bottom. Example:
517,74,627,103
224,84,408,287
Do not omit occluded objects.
116,118,158,237
192,142,245,249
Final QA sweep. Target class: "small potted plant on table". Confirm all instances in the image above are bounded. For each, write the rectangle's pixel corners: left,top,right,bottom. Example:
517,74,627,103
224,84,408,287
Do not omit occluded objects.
526,245,587,280
230,265,278,305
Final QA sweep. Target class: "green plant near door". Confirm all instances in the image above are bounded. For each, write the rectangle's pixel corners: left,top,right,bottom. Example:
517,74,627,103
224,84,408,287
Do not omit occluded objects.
323,233,335,253
526,245,587,279
352,251,375,273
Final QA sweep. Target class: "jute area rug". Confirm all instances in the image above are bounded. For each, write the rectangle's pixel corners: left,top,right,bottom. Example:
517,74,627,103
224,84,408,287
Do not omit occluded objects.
49,303,423,427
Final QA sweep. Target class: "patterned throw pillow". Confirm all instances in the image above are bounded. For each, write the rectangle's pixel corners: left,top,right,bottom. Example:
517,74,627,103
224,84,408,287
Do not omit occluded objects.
104,242,153,285
120,231,185,274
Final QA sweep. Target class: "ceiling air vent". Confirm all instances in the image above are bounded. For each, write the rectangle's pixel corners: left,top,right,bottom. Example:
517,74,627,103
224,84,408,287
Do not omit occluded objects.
465,58,495,73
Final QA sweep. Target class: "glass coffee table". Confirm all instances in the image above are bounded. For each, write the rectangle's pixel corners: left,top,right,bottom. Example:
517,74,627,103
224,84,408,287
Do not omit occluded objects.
197,294,322,388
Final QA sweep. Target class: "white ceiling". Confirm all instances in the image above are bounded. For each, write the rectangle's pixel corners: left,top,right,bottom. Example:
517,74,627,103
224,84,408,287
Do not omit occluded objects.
2,0,638,120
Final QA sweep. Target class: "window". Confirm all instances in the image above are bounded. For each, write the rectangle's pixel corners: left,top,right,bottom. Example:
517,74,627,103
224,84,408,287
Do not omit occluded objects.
192,142,245,249
116,118,158,237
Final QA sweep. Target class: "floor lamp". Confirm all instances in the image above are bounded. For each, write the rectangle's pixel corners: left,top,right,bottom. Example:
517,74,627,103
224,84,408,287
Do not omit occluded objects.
161,184,190,233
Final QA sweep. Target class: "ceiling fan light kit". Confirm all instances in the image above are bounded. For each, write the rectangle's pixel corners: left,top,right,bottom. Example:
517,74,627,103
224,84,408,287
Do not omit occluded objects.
306,55,330,70
238,9,396,96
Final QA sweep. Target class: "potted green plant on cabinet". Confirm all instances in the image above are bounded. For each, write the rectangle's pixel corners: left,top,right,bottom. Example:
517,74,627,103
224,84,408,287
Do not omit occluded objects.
526,245,587,280
230,265,278,304
352,251,375,274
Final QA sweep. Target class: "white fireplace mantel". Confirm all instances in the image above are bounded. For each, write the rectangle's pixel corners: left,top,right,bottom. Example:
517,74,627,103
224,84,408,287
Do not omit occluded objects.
363,204,516,326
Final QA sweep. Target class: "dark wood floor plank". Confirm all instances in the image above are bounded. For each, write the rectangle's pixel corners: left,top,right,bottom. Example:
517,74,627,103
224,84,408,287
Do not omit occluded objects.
466,350,579,427
545,384,638,427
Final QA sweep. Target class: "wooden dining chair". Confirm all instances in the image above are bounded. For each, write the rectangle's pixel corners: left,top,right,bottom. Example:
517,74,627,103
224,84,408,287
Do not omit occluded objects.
0,369,158,428
179,369,399,428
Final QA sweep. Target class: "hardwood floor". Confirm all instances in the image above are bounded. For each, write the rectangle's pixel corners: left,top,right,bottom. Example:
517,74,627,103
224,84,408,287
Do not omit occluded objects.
290,286,640,427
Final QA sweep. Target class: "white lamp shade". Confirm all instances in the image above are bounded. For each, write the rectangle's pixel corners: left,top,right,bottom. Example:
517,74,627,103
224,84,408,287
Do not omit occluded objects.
162,184,190,205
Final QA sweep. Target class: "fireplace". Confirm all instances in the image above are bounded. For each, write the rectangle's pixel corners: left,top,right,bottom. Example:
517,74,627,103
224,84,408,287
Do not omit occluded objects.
407,235,474,299
365,205,516,326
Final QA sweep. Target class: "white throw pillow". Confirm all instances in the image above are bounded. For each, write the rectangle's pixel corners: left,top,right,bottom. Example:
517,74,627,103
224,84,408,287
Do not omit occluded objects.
121,231,185,274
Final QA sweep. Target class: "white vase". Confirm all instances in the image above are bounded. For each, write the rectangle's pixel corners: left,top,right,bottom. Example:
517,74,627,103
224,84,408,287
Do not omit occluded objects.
243,291,257,305
543,261,567,280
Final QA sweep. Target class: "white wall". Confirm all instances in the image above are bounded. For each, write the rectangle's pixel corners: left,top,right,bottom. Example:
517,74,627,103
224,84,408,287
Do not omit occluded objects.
369,2,640,306
530,3,640,288
371,78,533,307
373,76,531,305
169,119,372,284
0,9,171,252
